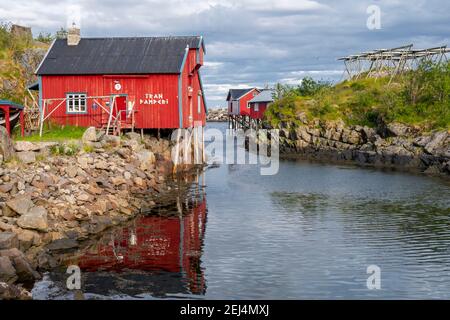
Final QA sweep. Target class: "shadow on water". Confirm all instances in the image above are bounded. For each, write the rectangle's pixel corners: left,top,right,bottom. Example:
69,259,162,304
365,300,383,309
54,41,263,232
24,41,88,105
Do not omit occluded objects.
32,177,209,300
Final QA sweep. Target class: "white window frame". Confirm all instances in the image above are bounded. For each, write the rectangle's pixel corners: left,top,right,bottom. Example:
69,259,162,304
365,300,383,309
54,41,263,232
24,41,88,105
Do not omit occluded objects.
254,102,259,112
66,93,87,114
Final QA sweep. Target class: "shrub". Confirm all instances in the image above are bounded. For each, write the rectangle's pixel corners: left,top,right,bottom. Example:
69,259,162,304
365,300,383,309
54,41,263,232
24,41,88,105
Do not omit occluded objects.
266,62,450,131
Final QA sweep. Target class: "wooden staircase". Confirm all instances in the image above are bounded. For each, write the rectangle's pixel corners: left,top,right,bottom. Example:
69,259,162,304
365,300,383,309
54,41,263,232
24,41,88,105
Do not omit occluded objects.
100,110,136,136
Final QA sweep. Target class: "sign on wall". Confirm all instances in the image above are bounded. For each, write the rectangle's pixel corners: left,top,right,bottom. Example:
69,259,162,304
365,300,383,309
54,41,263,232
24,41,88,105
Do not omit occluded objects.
140,93,169,105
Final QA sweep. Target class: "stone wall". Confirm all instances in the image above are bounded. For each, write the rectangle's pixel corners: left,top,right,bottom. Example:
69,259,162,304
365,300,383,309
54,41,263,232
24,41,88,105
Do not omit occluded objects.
207,108,228,122
0,128,185,299
276,116,449,175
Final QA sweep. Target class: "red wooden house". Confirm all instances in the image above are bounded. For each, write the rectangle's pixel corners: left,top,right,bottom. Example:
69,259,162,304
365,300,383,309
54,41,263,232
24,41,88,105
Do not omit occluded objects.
226,88,260,116
247,89,275,119
30,27,207,134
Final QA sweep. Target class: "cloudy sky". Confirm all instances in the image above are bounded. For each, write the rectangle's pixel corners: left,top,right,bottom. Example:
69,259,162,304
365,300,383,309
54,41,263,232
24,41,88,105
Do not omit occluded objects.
1,0,449,107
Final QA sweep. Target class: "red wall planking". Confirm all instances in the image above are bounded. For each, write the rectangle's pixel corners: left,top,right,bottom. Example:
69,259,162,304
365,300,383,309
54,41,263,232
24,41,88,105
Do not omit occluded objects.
41,47,206,129
239,89,259,116
180,48,206,128
249,102,268,119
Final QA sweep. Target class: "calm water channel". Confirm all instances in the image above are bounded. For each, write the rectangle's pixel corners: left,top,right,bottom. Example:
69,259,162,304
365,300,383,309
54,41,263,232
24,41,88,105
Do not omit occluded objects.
33,122,450,299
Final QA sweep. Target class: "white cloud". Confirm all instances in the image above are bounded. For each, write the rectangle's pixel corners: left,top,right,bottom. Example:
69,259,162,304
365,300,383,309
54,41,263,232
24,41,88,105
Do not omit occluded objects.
1,0,449,107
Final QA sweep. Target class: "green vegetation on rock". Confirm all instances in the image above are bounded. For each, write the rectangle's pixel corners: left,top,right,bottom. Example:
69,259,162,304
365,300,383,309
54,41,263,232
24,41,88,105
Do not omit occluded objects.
0,22,48,105
266,62,450,131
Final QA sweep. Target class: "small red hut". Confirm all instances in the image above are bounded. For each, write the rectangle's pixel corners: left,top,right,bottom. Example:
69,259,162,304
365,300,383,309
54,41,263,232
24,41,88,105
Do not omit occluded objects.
247,89,275,120
31,26,207,134
226,88,260,116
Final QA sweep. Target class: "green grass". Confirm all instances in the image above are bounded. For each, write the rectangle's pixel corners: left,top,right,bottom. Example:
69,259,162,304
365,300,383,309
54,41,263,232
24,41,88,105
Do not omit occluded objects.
14,125,86,142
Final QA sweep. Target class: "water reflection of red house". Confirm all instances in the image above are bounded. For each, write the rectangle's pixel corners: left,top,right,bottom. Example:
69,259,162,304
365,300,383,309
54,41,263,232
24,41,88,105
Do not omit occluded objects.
78,199,207,295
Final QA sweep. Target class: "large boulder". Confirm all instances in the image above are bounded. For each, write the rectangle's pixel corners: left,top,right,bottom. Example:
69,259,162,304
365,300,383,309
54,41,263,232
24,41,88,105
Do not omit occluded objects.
0,248,40,282
14,141,39,152
125,131,141,142
16,229,40,251
16,151,36,164
136,150,156,171
46,238,79,251
6,195,34,215
0,256,17,284
0,232,19,250
0,282,31,300
424,131,448,155
0,126,15,162
102,135,121,147
17,206,48,232
82,127,98,143
386,122,412,137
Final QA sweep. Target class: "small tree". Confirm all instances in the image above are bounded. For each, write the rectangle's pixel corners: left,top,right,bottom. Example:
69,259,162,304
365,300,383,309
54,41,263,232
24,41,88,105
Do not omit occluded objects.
297,77,331,97
36,32,54,43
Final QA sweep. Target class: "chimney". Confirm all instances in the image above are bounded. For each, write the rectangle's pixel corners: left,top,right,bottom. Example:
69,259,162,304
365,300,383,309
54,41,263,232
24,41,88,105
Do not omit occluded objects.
67,23,80,46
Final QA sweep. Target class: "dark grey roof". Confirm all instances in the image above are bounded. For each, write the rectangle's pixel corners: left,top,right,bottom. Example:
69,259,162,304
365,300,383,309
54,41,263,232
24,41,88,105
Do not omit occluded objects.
37,36,204,75
226,88,258,101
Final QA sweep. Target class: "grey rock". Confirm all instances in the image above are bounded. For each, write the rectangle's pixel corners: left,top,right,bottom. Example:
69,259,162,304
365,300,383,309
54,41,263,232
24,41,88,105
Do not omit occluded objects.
0,232,19,250
137,150,156,171
11,256,39,282
0,257,17,284
386,122,411,137
125,132,141,141
89,216,113,234
0,126,15,162
0,183,14,193
82,127,98,143
46,238,79,251
17,206,48,232
6,195,34,215
16,229,40,251
66,166,78,178
424,165,441,175
16,151,36,164
102,135,121,147
382,145,413,157
96,131,105,142
0,281,31,300
14,141,39,152
361,126,377,142
424,131,448,154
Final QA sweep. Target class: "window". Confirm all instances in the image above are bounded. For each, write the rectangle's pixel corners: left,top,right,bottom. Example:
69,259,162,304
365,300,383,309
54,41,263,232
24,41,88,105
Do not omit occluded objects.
198,93,202,114
67,93,87,113
254,103,259,112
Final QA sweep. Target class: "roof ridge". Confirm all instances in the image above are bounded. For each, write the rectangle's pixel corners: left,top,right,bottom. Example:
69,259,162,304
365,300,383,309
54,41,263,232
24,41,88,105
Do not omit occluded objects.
62,36,202,40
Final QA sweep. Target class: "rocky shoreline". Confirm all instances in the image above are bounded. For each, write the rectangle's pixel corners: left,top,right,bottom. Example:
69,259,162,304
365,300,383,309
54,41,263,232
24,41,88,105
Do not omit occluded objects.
206,108,228,122
275,116,449,176
0,127,195,299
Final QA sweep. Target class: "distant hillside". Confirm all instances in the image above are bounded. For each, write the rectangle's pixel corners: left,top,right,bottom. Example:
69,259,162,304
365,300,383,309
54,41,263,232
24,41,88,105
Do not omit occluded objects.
0,23,49,105
266,62,450,132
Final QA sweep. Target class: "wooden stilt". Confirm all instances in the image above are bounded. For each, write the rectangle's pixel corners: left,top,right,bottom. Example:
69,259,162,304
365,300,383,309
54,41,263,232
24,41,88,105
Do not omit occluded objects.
202,125,205,163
